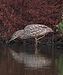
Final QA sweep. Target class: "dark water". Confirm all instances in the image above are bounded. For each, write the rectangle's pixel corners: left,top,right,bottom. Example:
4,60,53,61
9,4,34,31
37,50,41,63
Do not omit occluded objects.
8,33,63,58
0,33,63,75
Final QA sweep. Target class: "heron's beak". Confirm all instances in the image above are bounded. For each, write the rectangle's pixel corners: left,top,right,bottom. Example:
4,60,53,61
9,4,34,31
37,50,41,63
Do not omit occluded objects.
6,38,14,45
8,39,13,42
8,36,18,43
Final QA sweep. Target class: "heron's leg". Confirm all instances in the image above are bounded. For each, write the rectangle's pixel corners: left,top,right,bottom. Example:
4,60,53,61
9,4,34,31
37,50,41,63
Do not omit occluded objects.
37,35,45,44
35,38,38,55
37,35,45,41
23,40,26,52
35,35,45,55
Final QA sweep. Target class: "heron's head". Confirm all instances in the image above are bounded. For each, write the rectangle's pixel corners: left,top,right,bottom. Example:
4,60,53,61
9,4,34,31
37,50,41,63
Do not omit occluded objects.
8,30,24,43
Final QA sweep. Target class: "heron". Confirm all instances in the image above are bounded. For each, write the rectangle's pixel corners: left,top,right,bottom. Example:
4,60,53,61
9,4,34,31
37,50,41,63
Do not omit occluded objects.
9,24,53,55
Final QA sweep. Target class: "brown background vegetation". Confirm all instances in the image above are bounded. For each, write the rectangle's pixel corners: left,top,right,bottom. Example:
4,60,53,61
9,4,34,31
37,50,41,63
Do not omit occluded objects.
0,0,62,40
0,0,62,75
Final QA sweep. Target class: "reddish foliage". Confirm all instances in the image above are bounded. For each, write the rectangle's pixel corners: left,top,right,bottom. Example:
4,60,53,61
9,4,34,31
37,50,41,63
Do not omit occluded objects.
0,0,62,40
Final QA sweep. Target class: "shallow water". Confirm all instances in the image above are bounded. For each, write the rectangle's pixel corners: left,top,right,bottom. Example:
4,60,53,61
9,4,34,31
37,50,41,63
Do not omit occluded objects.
8,33,63,71
10,49,52,69
0,35,58,75
8,34,55,69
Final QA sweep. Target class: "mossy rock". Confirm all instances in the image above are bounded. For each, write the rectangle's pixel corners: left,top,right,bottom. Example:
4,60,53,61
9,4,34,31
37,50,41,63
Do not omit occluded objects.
58,21,63,32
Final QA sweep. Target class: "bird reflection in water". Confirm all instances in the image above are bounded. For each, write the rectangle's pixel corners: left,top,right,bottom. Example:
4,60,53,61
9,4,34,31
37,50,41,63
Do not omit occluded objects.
8,24,53,69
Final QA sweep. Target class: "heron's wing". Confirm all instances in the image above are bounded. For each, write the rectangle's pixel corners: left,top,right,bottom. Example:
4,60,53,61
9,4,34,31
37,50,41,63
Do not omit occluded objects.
24,24,53,37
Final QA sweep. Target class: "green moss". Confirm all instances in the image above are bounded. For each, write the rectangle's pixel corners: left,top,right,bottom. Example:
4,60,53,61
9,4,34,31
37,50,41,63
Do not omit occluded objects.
56,55,63,75
58,21,63,32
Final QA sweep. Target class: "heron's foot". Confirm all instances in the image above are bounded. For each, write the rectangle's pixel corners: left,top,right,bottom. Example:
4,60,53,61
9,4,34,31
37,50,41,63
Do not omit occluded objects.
35,47,41,55
35,50,38,55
